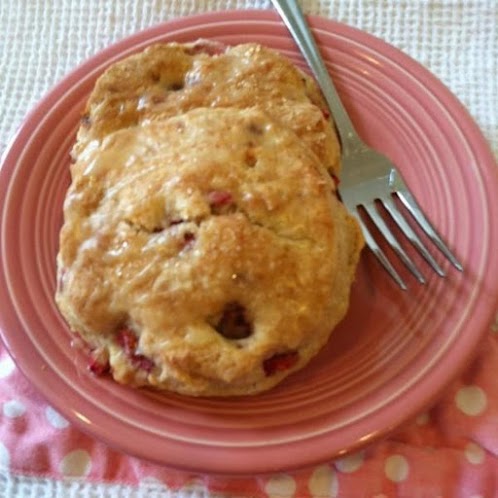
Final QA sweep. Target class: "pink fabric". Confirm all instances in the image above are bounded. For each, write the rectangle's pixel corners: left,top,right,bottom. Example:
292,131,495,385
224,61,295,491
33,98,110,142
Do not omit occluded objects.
0,312,497,496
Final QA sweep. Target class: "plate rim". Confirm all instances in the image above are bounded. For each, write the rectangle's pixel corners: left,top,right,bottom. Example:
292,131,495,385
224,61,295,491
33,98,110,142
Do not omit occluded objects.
1,9,498,475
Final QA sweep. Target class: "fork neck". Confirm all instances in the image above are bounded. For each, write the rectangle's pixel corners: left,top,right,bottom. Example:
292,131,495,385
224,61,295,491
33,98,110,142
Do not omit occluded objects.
337,127,370,158
320,84,366,158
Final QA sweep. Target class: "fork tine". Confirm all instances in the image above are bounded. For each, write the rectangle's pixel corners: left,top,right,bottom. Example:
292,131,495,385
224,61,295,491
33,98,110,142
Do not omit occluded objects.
382,197,446,277
397,190,463,271
351,208,408,290
363,202,426,284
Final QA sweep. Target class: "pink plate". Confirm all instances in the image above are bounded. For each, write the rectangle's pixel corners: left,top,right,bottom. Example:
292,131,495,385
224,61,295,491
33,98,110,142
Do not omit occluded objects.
1,11,498,475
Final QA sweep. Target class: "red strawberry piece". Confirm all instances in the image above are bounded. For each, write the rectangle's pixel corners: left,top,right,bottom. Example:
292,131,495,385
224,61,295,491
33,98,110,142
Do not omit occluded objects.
88,357,110,376
131,354,155,373
169,218,184,226
321,108,330,120
331,174,340,187
183,231,196,245
263,351,299,376
88,349,110,376
207,190,233,207
116,327,155,373
117,327,138,356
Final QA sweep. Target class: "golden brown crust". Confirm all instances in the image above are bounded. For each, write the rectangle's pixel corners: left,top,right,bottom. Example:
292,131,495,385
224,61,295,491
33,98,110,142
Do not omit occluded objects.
73,41,340,175
57,107,362,396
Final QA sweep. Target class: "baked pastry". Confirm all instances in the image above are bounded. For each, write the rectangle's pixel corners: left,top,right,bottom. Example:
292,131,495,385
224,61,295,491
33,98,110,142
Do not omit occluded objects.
56,107,363,396
72,41,340,177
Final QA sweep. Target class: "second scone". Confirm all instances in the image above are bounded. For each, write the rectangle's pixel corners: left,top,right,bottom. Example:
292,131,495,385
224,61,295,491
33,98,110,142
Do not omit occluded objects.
73,41,341,177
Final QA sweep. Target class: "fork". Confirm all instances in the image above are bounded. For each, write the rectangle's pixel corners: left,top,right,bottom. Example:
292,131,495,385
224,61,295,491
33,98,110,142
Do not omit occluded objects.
271,0,463,290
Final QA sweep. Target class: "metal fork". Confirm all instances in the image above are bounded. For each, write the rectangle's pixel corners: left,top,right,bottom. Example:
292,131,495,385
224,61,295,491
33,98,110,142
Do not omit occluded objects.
271,0,463,290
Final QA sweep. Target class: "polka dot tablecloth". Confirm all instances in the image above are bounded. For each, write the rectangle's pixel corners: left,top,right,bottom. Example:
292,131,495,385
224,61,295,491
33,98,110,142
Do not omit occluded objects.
2,322,498,496
1,1,497,497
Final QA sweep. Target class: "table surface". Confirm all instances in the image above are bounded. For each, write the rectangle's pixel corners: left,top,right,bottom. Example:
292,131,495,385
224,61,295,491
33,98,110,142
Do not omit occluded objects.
0,1,497,497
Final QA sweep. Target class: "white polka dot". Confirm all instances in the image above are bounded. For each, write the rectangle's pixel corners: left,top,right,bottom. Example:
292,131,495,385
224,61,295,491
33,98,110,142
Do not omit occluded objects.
0,357,15,378
384,455,409,483
416,412,430,426
465,442,485,464
455,386,487,416
3,400,26,418
45,406,70,429
0,442,10,468
308,465,339,498
59,449,91,477
265,474,297,498
335,450,364,473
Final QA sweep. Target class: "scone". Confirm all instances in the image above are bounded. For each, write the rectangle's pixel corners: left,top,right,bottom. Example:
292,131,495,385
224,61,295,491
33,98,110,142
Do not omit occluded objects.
56,107,363,396
72,41,341,177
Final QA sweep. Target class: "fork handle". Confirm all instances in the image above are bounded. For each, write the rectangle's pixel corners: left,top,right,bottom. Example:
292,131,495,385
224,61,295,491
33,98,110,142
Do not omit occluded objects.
270,0,362,157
